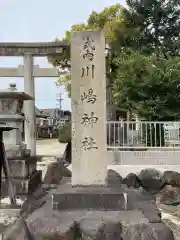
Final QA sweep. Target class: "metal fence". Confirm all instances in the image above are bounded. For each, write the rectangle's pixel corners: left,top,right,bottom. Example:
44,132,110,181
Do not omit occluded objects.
107,121,180,149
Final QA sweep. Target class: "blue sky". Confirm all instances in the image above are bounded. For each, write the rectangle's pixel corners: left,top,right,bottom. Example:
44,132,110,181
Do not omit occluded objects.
0,0,125,110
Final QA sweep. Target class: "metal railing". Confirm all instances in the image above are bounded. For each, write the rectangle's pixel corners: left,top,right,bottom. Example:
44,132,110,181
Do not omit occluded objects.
107,121,180,149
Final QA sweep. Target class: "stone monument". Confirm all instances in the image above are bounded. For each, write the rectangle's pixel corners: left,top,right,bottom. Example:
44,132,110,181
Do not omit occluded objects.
71,31,107,186
0,84,42,197
52,31,126,210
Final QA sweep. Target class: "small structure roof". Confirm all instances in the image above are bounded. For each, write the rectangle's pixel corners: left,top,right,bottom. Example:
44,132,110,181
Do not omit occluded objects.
0,91,33,100
0,84,33,100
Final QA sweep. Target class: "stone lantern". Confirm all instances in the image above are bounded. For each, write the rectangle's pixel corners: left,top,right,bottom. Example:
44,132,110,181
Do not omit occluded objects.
0,84,42,197
0,84,31,150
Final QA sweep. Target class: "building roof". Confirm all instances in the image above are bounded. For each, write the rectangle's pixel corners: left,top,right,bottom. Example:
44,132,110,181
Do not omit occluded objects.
35,107,49,117
0,91,33,100
20,106,49,118
40,108,61,116
40,108,71,119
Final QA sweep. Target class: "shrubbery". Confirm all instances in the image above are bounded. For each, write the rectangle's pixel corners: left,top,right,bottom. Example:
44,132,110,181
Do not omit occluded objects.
58,122,71,143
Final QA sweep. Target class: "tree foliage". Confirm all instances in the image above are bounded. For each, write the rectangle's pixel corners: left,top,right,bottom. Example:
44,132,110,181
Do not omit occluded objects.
58,122,71,143
112,51,180,120
111,0,180,58
48,4,124,95
49,0,180,121
109,0,180,120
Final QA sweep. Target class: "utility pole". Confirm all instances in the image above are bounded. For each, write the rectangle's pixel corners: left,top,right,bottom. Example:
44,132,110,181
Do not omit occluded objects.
56,92,63,111
56,91,63,127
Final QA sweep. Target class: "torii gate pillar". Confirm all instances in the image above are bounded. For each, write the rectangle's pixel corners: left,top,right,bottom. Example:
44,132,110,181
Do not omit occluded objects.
24,54,36,156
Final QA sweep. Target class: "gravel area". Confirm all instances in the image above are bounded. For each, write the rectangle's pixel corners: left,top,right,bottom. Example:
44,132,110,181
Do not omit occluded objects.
36,139,66,157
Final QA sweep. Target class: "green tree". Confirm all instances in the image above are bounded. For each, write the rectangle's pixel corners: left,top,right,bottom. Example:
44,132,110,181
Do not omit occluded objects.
109,0,180,122
109,0,180,146
111,0,180,58
112,51,180,146
58,122,71,143
112,51,180,121
48,4,124,96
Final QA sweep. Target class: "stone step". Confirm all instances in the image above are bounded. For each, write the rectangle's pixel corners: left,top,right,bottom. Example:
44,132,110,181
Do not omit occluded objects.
2,170,42,196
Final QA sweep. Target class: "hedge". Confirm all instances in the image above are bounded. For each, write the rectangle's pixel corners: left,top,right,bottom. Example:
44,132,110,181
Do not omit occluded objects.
58,122,71,143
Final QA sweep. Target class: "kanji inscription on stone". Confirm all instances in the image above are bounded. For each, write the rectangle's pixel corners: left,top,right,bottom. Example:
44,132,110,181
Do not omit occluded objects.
71,31,107,185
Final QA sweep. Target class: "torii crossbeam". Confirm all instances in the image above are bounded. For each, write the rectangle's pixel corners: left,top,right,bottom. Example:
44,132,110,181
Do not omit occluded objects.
0,65,61,78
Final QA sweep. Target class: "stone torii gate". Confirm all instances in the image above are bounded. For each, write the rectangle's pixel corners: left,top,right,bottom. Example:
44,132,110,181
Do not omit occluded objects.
0,42,69,156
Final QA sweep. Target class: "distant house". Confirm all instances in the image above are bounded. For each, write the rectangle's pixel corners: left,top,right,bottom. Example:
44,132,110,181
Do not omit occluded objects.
20,106,71,139
20,105,50,139
40,108,71,126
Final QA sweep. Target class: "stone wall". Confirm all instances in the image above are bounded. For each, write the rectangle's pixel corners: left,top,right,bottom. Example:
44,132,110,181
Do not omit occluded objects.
107,150,180,177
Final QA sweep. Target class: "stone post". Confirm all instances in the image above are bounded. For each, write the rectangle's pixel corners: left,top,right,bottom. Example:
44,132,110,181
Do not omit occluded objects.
71,31,107,186
24,54,36,156
126,110,130,121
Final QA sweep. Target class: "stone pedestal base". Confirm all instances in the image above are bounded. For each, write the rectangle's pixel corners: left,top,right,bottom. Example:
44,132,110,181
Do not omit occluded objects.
1,144,40,196
52,178,162,223
53,181,126,211
2,170,42,197
3,179,174,240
